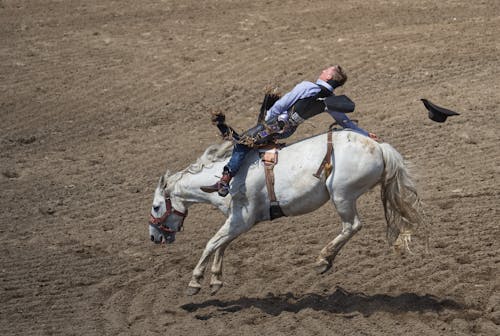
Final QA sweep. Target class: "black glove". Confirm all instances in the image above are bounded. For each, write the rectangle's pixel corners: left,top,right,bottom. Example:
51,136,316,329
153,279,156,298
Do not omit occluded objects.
265,119,285,133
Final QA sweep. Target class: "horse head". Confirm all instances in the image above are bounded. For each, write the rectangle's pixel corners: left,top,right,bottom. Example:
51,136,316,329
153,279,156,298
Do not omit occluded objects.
148,173,187,244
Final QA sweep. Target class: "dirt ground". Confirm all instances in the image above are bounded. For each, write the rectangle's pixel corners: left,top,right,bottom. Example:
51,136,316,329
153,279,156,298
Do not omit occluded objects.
1,0,499,335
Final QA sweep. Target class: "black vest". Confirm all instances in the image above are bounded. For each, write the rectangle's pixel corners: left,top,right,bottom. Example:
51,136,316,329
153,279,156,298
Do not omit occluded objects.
292,85,332,120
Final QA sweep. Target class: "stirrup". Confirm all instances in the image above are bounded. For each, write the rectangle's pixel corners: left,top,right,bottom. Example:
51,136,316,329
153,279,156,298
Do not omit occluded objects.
201,171,231,196
217,184,230,197
200,181,230,196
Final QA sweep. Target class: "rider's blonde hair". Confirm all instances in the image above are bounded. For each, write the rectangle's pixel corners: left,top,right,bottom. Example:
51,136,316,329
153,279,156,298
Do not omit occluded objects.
333,65,348,86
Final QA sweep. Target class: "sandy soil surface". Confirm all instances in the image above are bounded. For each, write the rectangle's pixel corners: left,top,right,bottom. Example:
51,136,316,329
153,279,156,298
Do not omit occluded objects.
1,0,499,335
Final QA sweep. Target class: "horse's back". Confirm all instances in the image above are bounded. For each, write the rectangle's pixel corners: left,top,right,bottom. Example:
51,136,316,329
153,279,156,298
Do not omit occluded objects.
329,131,385,198
273,130,385,204
230,130,385,218
276,130,383,178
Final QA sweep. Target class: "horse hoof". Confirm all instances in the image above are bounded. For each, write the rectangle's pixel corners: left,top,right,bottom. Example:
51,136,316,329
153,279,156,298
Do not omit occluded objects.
210,283,223,295
186,286,201,296
315,260,332,275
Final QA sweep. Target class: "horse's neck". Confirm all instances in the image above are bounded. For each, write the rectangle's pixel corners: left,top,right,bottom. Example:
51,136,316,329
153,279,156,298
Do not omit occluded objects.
171,133,332,211
173,163,230,213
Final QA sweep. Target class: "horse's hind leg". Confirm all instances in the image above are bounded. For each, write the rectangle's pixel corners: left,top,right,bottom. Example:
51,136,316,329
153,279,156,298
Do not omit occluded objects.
315,195,362,274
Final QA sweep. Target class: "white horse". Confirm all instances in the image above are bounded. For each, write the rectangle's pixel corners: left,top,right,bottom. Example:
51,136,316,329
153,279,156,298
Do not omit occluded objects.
148,130,422,295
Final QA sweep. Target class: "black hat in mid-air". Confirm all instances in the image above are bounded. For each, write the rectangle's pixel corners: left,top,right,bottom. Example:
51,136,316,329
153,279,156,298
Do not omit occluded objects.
421,99,460,123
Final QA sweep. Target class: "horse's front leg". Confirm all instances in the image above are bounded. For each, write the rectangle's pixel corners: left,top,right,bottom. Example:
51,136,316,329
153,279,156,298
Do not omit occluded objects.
209,244,229,295
187,215,252,295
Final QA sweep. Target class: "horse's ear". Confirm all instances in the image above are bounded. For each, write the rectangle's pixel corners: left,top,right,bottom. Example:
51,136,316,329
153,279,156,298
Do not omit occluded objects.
158,170,171,189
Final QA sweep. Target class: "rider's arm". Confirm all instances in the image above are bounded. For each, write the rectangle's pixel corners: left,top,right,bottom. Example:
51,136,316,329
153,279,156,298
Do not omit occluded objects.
265,81,320,122
327,110,369,136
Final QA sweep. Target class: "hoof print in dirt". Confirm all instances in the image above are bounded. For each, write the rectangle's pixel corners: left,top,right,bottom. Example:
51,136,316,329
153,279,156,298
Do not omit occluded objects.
17,136,37,145
39,206,56,215
2,170,19,179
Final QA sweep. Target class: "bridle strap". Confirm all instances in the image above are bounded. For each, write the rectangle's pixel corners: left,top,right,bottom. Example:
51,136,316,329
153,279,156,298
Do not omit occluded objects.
149,216,176,234
148,198,187,231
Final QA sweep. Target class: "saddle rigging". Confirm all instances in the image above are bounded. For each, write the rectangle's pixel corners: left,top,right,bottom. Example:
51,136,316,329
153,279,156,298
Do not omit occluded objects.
258,132,334,220
211,107,335,220
259,146,285,220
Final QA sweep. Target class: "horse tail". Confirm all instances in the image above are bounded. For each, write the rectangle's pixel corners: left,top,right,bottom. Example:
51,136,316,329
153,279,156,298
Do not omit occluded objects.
379,142,424,248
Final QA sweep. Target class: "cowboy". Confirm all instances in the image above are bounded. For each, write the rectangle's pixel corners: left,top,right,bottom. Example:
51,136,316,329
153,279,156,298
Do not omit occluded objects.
201,65,372,197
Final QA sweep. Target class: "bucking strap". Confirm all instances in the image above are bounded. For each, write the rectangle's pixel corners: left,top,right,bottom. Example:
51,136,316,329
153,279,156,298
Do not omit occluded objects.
260,148,285,220
313,131,334,179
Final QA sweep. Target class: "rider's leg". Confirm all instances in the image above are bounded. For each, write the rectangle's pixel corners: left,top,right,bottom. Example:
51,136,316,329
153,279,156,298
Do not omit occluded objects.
200,143,250,196
200,168,232,196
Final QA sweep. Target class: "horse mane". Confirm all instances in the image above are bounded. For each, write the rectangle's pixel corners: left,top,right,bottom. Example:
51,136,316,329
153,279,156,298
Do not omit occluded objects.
186,141,233,174
163,141,233,188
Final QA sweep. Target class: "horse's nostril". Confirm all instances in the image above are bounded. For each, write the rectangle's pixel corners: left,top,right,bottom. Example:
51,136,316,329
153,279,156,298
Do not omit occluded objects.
150,235,155,242
153,205,160,212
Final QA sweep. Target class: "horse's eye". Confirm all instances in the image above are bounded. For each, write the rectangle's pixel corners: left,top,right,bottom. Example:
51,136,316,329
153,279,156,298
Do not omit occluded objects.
153,205,160,212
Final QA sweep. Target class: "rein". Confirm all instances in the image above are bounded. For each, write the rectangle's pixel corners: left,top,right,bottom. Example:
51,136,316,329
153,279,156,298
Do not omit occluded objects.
148,197,187,233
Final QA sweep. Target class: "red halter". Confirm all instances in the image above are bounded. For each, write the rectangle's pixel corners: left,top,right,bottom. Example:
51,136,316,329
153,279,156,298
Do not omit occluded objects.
148,197,187,233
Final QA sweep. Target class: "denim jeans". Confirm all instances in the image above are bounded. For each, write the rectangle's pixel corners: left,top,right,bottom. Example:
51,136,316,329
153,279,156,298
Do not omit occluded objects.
225,143,251,176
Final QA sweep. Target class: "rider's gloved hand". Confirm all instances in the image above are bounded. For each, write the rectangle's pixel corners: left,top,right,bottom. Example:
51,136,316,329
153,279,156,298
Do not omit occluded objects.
265,120,284,133
265,113,288,133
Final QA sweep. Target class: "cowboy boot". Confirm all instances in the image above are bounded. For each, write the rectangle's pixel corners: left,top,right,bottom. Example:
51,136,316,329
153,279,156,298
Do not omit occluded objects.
200,171,232,197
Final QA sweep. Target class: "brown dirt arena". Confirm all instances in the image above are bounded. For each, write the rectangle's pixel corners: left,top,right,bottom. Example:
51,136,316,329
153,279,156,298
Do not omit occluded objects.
1,0,499,335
